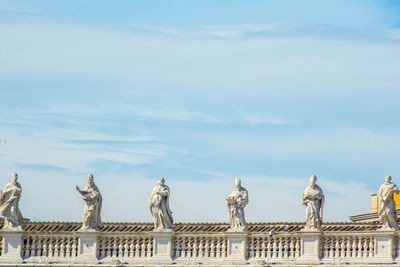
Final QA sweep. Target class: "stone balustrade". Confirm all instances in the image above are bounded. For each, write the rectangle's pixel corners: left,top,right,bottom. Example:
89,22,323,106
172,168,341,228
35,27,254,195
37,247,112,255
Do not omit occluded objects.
0,223,399,265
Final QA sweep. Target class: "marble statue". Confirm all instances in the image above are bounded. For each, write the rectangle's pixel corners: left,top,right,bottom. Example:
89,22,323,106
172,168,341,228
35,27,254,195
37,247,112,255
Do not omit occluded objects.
76,173,102,231
302,174,324,230
377,175,399,230
226,177,249,231
0,172,23,230
149,177,174,230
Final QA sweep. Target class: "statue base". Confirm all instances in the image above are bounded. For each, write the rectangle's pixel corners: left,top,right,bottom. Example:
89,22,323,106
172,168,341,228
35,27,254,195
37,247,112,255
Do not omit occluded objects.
370,230,396,263
77,231,99,263
0,230,23,263
225,231,248,263
297,230,322,264
150,230,174,264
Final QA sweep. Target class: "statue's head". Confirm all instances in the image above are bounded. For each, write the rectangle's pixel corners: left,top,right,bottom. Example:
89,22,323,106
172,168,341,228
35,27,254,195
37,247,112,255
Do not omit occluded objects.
87,173,94,186
158,177,165,185
310,174,317,186
235,177,241,189
11,172,18,182
385,175,392,183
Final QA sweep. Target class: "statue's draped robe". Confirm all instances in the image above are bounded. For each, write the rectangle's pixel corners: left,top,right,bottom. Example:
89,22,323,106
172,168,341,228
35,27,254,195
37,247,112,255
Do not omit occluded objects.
378,182,399,230
149,184,173,230
227,187,249,230
0,181,23,229
302,184,324,230
80,184,102,230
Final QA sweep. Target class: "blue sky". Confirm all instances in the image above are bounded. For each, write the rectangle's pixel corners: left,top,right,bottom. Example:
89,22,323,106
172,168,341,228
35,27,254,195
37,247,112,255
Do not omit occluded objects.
1,1,400,223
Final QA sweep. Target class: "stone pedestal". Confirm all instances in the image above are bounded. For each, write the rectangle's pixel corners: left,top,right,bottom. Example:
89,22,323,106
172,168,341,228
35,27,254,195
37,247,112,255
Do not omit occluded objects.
297,230,321,264
151,230,173,263
225,230,247,263
0,229,23,263
373,230,396,263
77,231,99,263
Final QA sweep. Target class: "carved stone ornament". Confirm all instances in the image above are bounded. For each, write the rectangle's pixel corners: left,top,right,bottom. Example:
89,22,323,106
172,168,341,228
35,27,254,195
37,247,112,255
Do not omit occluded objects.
76,173,102,231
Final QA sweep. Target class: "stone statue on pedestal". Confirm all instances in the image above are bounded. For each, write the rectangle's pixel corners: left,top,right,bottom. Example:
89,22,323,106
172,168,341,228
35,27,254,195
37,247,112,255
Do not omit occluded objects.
302,174,324,230
377,175,399,230
149,178,173,230
226,177,248,231
0,172,23,230
76,174,102,231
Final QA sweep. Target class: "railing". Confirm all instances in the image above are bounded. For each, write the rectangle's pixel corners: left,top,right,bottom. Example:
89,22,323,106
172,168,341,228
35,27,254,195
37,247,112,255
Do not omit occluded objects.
22,233,78,259
321,233,374,259
97,235,153,259
248,234,301,259
173,234,228,259
1,228,397,265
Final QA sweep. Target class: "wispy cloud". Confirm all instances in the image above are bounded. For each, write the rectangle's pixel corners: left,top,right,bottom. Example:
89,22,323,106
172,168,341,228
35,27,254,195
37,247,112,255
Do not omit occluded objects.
0,11,399,222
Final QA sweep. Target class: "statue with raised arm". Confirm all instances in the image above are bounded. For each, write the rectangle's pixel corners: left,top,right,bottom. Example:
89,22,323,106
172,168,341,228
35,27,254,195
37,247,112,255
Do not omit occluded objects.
226,177,249,231
377,175,399,230
76,174,102,231
302,174,324,230
0,172,23,230
149,178,173,230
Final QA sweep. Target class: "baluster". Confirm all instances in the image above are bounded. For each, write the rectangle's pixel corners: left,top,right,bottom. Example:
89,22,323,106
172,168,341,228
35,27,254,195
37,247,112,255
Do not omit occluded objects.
195,237,199,258
67,237,72,257
190,237,194,258
105,238,110,258
332,240,339,258
174,237,182,258
118,237,123,257
340,237,345,258
145,238,150,257
223,237,228,257
126,238,132,257
140,238,146,258
272,237,277,258
347,236,352,258
328,237,332,258
209,237,214,258
325,237,330,258
53,237,59,258
100,238,104,258
22,237,27,258
174,238,179,258
260,238,265,258
363,238,368,258
198,237,204,258
48,237,54,258
277,237,282,258
282,237,287,258
134,238,139,258
75,237,79,258
122,237,128,258
28,237,34,257
265,238,271,259
108,238,112,258
369,237,374,257
181,237,186,257
253,238,258,258
61,237,67,258
288,238,294,258
247,238,253,258
215,238,221,258
141,237,145,258
39,237,44,257
42,237,48,258
113,237,118,258
205,237,210,258
352,237,357,258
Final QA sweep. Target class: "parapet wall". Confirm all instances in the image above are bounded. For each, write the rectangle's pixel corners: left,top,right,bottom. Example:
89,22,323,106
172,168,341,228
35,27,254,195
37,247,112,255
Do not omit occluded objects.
1,221,399,266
